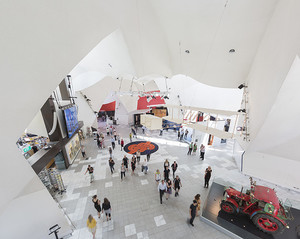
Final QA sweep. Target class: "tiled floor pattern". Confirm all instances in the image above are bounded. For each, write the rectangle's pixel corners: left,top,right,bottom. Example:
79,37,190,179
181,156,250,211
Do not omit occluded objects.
56,125,300,239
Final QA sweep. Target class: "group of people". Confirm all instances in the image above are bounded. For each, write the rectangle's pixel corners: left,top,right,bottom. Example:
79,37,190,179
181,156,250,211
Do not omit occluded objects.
82,124,214,232
187,142,206,160
87,196,112,239
157,160,182,204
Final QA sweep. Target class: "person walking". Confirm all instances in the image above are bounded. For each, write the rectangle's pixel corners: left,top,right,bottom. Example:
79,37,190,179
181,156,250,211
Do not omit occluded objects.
141,158,148,174
171,161,178,178
131,156,136,175
102,198,112,221
194,194,201,216
136,150,141,164
155,169,161,185
123,155,129,171
146,147,151,162
129,132,132,142
109,157,115,174
164,166,170,181
84,165,94,183
120,138,124,151
163,159,170,171
158,180,167,204
204,166,212,188
200,144,206,160
113,130,117,140
173,175,182,197
106,127,110,136
193,143,197,155
111,137,115,150
142,126,145,134
177,130,180,140
108,147,113,158
187,142,193,155
120,163,126,181
166,178,172,200
189,200,198,226
87,215,97,239
92,195,101,218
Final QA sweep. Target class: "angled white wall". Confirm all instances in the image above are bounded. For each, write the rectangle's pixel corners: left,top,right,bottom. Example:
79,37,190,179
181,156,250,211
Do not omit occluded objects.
244,0,300,190
0,0,118,238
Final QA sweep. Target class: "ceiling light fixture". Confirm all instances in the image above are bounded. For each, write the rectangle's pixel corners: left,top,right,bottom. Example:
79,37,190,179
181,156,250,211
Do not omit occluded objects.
229,49,235,53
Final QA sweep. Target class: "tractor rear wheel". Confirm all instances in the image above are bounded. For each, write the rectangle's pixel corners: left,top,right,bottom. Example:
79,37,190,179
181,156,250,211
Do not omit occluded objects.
220,201,236,214
252,214,284,234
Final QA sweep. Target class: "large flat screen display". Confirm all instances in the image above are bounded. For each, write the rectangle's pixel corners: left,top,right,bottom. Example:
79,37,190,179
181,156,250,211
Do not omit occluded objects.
64,106,79,138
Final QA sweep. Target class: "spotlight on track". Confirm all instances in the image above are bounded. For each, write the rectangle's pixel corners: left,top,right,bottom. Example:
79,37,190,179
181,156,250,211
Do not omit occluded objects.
238,84,247,89
238,109,246,113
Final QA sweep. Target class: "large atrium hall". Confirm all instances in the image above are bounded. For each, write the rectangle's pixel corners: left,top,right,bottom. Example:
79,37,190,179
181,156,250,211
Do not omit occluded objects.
1,1,300,239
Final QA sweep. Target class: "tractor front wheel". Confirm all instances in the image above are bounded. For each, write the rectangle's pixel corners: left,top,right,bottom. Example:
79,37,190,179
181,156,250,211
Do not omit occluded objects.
252,214,284,234
221,201,236,214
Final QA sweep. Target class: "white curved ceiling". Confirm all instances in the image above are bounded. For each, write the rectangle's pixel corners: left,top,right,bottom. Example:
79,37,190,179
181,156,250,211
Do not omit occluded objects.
70,0,278,89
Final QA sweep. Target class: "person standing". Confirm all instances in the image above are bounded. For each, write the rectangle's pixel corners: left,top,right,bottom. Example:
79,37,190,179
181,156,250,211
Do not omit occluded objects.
177,130,180,140
123,155,129,171
142,126,145,134
189,200,198,226
194,194,201,216
111,137,115,150
193,143,197,155
131,156,136,175
84,165,94,183
87,215,97,239
187,142,193,155
120,163,126,181
171,161,178,178
173,175,182,197
155,169,161,184
81,145,87,159
164,166,170,181
129,132,132,142
164,159,170,171
92,195,101,218
120,138,124,151
158,180,167,204
113,130,117,140
109,157,115,174
200,144,205,160
106,127,110,136
180,129,184,141
204,166,212,188
136,150,141,164
166,179,172,200
102,198,112,221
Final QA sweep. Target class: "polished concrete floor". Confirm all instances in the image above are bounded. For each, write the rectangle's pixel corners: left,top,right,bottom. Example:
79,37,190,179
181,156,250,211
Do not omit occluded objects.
57,125,300,239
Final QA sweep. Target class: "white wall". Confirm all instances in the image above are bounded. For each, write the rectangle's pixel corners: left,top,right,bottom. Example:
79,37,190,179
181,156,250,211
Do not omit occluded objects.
75,92,97,135
25,110,48,137
244,0,300,190
0,0,114,238
154,74,243,111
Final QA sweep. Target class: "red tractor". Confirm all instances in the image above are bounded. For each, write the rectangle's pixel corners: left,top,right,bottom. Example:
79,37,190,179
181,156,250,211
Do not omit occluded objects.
220,178,292,234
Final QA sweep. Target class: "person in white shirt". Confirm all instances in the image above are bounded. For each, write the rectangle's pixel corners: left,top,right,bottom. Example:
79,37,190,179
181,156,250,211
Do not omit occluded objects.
200,144,206,160
158,180,167,204
142,159,148,174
